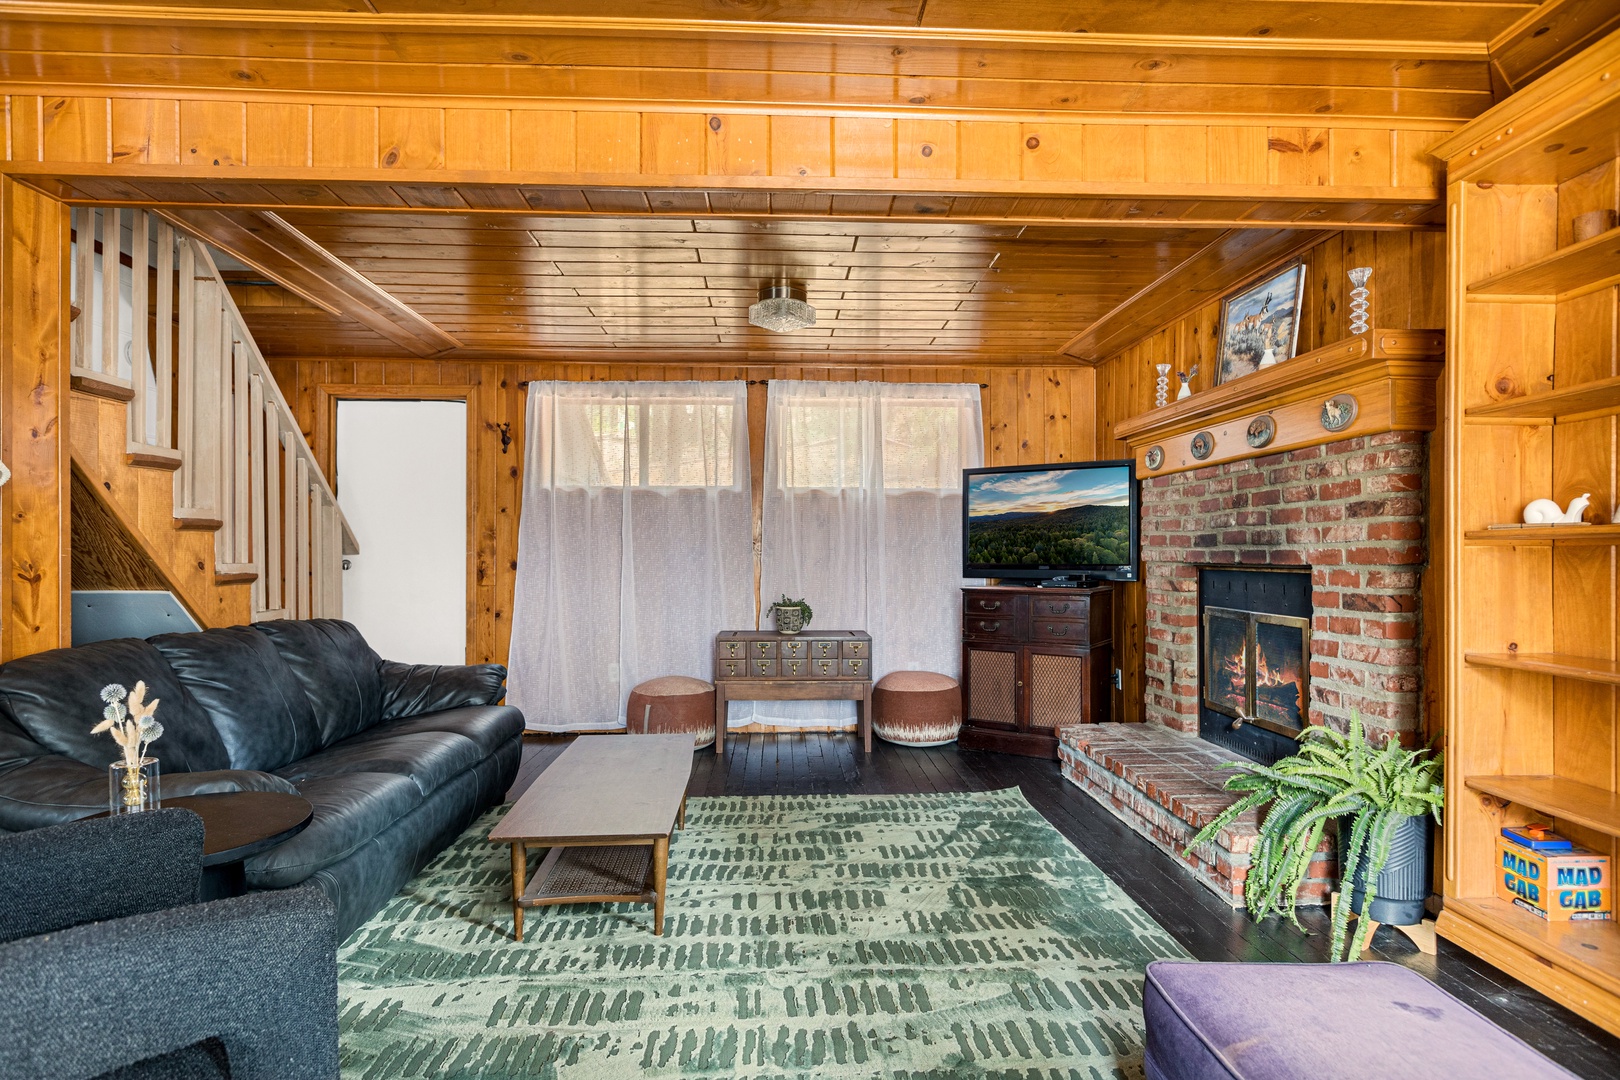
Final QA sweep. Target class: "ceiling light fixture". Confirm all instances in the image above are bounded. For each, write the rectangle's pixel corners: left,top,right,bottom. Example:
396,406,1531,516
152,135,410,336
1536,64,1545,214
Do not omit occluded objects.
748,283,816,333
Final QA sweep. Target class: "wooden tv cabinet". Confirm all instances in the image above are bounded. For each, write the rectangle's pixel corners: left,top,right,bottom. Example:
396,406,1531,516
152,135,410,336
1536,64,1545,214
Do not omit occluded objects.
958,585,1113,759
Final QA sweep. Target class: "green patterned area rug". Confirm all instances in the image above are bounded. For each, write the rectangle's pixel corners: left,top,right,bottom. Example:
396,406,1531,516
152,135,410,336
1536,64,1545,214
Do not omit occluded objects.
338,789,1188,1080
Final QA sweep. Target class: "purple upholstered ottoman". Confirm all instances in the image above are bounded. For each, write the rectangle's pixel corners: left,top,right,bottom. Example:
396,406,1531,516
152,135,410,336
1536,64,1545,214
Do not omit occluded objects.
1143,961,1577,1080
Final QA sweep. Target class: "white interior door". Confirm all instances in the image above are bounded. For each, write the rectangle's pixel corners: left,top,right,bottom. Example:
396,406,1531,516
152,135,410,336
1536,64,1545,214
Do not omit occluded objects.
336,399,468,664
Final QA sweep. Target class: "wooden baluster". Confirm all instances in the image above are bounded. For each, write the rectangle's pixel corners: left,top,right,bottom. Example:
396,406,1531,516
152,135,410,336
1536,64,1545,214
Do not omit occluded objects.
264,406,283,615
99,206,120,379
283,431,299,617
73,207,95,370
154,221,174,450
128,211,148,447
249,371,267,613
175,238,197,510
295,456,310,618
232,338,251,565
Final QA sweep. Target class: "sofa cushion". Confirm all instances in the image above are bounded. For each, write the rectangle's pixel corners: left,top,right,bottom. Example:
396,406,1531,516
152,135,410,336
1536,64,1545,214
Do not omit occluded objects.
149,627,322,773
0,638,228,772
274,731,483,800
338,706,523,759
243,771,422,889
1142,960,1577,1080
251,620,383,746
379,662,508,721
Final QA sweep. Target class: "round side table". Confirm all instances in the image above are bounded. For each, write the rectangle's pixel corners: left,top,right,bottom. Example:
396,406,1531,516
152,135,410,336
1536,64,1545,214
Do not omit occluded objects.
97,790,312,900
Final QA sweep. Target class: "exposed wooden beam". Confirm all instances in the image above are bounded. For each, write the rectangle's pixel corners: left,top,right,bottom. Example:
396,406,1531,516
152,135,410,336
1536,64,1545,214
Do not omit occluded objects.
155,207,461,358
1060,228,1338,363
1488,0,1620,96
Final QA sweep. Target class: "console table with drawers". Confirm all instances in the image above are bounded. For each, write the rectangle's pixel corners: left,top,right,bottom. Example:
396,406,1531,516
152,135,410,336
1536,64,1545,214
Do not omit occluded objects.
712,630,874,755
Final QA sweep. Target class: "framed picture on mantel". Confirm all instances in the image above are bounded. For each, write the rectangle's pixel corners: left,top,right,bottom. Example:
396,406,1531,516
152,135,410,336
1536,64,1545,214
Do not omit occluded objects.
1215,263,1307,386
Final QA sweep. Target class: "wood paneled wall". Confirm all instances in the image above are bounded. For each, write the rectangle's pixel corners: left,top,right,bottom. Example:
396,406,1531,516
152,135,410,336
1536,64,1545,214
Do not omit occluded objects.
1092,228,1448,723
265,359,1096,668
0,178,69,660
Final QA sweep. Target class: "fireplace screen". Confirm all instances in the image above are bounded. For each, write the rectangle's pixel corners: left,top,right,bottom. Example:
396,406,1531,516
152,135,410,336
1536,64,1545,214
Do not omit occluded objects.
1202,606,1310,737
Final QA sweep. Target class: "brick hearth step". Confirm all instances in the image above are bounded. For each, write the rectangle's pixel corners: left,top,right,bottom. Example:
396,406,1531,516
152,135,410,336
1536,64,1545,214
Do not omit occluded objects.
1057,723,1335,907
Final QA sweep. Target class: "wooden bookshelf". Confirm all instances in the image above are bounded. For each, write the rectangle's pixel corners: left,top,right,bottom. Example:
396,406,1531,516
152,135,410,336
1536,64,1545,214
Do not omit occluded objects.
1433,31,1620,1041
1464,652,1620,686
1467,227,1620,301
1463,373,1620,424
1464,775,1620,838
1464,524,1620,544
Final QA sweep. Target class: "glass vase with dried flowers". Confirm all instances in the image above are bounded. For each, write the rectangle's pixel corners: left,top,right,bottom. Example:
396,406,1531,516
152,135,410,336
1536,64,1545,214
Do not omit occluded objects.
94,682,164,814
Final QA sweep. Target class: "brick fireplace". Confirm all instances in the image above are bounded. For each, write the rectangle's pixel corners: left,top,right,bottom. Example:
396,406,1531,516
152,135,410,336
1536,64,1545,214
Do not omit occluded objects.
1058,330,1441,905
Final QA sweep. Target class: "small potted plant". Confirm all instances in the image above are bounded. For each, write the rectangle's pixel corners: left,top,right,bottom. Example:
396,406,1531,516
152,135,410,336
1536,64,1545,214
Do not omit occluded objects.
771,595,812,635
1184,712,1443,961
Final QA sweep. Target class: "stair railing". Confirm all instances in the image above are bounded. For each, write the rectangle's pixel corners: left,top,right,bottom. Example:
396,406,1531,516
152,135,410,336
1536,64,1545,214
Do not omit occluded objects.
69,207,355,621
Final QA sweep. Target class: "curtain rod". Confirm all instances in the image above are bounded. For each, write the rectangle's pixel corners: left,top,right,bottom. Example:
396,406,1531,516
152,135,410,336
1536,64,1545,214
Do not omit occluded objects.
516,379,991,389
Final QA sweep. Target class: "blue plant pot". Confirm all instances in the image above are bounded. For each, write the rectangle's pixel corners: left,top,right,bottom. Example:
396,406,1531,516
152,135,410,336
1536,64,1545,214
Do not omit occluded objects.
1338,812,1431,926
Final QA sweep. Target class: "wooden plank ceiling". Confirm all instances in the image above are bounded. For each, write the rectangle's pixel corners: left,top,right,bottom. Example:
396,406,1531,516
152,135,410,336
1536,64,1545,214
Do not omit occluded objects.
0,1,1533,121
210,209,1228,359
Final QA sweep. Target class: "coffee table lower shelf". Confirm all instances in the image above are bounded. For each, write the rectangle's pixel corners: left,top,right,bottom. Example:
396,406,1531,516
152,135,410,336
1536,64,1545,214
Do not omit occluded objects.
521,844,655,907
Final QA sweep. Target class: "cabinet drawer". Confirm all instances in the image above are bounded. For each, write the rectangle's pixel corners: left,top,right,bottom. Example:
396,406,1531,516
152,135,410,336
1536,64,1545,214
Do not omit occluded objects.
716,658,746,679
964,615,1016,641
716,639,746,661
1032,597,1088,621
779,639,808,660
749,658,778,677
964,593,1012,616
748,640,778,659
811,656,841,678
779,657,811,678
1031,619,1087,645
807,639,842,661
841,639,869,659
841,657,870,679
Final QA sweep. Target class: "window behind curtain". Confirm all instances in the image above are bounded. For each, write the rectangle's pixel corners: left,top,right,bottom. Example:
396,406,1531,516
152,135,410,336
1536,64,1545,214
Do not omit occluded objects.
509,381,753,732
746,380,984,729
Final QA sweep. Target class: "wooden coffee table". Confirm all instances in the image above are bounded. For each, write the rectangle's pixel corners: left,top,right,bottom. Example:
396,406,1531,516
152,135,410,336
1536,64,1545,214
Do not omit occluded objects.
489,733,693,940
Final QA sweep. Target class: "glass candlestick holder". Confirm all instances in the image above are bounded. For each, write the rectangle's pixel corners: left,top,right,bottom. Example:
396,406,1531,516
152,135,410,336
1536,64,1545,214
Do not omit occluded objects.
1348,267,1372,334
1154,363,1172,407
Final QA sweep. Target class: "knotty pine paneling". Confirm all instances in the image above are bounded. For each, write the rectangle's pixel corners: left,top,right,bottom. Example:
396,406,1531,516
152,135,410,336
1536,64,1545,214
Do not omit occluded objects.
5,94,1453,205
1092,228,1447,725
267,360,1095,666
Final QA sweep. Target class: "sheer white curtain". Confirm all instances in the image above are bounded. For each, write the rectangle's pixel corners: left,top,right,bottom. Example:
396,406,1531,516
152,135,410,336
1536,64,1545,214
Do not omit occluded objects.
508,381,752,732
733,380,984,728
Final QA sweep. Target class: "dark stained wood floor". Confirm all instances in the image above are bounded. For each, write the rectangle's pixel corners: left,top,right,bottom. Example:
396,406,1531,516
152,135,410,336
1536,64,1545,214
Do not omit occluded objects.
510,732,1620,1079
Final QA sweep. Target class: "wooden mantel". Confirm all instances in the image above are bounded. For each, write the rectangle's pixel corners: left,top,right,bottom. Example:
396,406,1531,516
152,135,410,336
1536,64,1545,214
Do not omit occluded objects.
1114,328,1444,478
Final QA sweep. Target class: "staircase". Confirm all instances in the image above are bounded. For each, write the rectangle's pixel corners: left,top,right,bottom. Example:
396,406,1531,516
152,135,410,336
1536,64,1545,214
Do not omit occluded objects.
68,207,354,629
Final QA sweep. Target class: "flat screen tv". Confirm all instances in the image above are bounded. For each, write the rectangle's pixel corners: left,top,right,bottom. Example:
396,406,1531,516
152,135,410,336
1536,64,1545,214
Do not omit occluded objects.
962,460,1139,585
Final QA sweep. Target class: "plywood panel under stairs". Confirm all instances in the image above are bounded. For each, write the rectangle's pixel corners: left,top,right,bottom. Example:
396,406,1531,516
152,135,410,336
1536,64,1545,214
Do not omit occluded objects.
69,390,251,628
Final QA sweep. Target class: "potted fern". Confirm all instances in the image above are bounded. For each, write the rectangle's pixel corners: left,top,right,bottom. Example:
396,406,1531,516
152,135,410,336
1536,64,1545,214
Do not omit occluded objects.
771,595,812,635
1183,713,1443,961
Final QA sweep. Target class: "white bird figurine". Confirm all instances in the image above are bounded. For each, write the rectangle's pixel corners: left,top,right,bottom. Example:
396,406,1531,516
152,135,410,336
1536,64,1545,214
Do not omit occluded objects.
1522,493,1591,525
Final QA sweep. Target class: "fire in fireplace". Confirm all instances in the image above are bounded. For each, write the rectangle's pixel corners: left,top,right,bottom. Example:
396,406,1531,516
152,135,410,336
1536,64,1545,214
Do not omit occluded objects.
1198,568,1312,764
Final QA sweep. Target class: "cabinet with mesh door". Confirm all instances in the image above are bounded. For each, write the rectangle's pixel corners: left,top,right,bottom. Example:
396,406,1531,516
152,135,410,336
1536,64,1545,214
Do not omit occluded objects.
959,586,1113,758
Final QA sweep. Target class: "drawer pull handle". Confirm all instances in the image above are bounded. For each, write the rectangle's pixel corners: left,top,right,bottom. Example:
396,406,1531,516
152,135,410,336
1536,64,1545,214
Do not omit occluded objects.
1048,624,1068,636
1048,603,1070,614
978,600,1002,611
978,620,1001,632
850,660,863,674
756,660,770,673
726,643,739,656
819,660,832,673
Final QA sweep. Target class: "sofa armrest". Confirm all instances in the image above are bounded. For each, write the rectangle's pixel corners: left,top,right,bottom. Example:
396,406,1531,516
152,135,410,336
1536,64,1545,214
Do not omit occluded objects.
0,884,338,1080
378,660,507,720
0,754,298,832
0,808,203,945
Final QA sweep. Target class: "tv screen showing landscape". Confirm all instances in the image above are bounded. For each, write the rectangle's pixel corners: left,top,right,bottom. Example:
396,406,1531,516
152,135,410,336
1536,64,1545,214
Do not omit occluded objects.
965,464,1134,572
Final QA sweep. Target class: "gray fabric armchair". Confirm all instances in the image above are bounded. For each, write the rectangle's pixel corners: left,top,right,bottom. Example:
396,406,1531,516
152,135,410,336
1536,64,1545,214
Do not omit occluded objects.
0,809,339,1080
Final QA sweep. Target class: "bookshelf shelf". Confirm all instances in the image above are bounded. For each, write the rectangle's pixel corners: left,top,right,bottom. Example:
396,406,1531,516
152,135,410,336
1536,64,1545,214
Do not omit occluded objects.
1465,775,1620,838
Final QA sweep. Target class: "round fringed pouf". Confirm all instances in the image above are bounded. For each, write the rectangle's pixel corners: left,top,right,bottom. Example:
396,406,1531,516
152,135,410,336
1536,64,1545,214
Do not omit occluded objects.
626,675,716,750
872,671,962,748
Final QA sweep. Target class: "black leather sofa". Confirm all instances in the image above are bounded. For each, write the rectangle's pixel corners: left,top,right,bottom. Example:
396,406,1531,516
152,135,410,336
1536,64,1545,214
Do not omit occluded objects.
0,619,523,939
